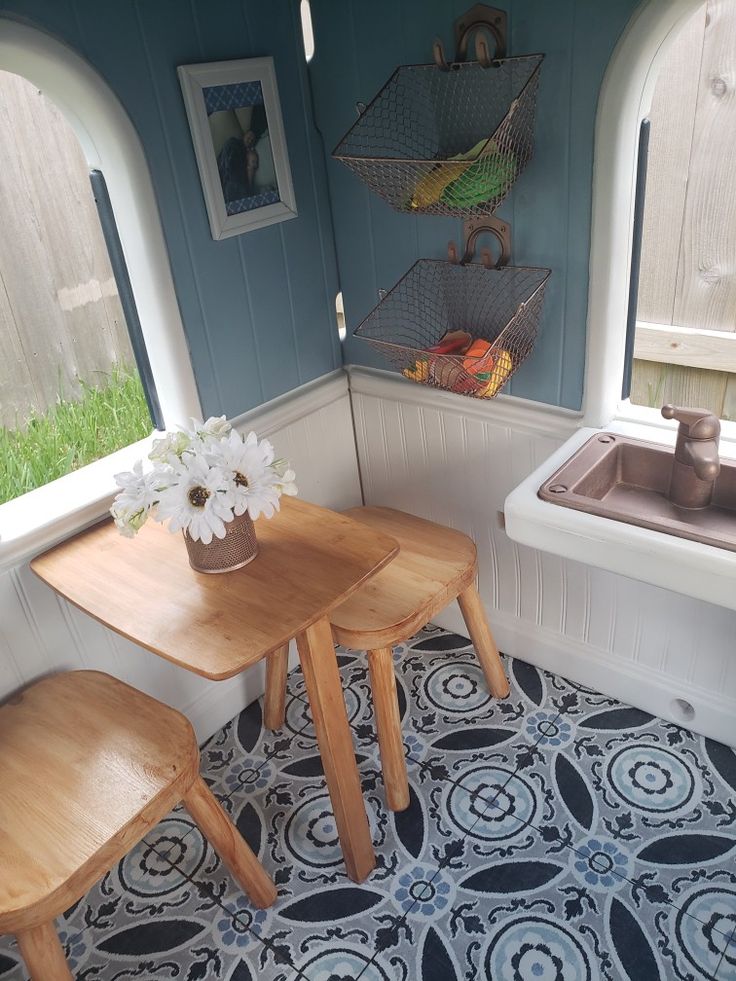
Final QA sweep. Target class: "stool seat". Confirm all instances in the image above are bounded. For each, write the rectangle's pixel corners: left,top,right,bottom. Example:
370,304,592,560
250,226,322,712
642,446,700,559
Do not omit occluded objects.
0,671,276,979
330,507,478,649
0,671,198,932
265,506,510,815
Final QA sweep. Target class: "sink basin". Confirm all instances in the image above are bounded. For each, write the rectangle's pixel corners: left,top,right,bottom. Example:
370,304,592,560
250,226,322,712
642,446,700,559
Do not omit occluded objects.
538,432,736,552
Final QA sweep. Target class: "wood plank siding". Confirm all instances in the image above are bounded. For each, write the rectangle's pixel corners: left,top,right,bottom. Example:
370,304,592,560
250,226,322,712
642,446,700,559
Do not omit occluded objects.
633,0,736,416
0,70,133,428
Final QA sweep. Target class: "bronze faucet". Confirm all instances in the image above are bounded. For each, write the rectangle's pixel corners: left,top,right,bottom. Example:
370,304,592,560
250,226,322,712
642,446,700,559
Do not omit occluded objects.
661,404,720,508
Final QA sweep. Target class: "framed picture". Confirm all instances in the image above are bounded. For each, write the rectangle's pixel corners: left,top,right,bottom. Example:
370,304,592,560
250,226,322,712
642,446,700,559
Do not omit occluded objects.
178,57,297,240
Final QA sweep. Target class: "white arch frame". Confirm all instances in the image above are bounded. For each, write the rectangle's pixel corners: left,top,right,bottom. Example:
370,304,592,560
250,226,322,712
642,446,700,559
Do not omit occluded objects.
0,18,202,429
0,19,203,567
583,0,705,428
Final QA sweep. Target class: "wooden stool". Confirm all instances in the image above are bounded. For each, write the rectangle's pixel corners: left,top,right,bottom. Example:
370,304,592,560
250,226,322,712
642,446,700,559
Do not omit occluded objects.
0,671,276,980
265,507,510,812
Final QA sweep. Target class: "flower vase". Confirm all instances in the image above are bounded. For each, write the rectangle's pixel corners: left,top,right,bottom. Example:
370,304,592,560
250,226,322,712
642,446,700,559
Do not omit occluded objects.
184,511,258,573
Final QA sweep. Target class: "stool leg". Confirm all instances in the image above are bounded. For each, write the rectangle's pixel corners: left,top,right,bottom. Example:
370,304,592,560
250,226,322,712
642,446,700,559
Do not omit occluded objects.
457,585,510,698
16,922,73,980
264,644,289,730
367,647,410,812
183,775,277,908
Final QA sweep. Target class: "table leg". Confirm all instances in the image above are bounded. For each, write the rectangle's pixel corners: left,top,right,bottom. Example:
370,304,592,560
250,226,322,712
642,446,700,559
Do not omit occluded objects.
296,615,376,883
264,644,289,730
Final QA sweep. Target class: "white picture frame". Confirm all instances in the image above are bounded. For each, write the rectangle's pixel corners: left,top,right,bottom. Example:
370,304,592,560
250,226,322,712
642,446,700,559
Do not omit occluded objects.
178,57,297,240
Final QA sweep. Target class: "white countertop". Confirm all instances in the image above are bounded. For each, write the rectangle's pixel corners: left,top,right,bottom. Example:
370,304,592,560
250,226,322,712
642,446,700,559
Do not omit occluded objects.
504,425,736,612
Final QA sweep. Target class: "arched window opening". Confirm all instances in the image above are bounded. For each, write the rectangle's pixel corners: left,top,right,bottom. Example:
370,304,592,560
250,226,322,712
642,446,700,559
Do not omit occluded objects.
627,1,736,421
0,70,158,504
0,19,200,558
583,0,712,430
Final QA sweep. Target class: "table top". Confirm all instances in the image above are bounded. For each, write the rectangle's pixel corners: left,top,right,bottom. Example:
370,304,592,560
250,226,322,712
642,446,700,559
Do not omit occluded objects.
31,497,399,680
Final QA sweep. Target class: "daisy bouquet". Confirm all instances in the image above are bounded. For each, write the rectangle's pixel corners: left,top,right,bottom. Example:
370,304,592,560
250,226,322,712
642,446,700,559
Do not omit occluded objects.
110,416,297,543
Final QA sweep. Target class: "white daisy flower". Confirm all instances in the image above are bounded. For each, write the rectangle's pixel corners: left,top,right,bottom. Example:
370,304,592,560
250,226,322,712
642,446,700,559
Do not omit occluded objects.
279,471,298,497
208,430,283,520
111,419,296,543
154,455,235,543
241,470,282,520
148,430,191,464
109,461,161,537
194,415,232,441
272,459,298,497
110,504,147,538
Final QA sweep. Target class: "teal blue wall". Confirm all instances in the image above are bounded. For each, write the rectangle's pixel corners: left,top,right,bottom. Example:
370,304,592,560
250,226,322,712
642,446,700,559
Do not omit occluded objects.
0,0,341,418
309,0,640,410
1,0,641,416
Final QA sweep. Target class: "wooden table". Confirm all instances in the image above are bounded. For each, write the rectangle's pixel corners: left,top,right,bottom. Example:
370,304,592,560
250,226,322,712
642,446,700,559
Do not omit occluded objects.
31,497,399,883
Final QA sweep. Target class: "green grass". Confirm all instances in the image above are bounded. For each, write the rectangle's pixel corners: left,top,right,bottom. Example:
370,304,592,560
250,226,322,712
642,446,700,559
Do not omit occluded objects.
0,363,152,505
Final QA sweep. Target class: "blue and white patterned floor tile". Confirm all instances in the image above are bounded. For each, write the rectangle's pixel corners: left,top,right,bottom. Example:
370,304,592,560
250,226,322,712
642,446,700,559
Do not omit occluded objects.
35,837,269,981
217,754,486,977
141,684,315,864
722,935,736,980
461,690,736,939
398,635,533,757
202,685,314,797
375,789,736,981
1,624,735,980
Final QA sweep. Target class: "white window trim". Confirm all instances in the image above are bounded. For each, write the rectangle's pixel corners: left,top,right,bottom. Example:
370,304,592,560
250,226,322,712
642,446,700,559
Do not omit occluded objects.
0,434,158,572
580,0,736,440
0,19,202,568
505,0,736,619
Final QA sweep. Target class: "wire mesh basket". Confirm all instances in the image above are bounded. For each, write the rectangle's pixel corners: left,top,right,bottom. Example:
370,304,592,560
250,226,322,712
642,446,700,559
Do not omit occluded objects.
184,511,258,573
354,219,550,400
333,6,543,217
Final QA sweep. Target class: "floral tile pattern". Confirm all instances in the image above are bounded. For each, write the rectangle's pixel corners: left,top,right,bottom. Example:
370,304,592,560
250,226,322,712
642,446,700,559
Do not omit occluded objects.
0,837,267,981
141,684,315,863
1,625,735,980
374,795,736,981
447,674,736,945
218,753,483,977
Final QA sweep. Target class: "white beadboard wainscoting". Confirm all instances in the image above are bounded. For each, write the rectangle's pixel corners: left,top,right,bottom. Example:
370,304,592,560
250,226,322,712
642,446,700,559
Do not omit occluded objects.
0,371,362,743
349,367,736,747
4,364,736,748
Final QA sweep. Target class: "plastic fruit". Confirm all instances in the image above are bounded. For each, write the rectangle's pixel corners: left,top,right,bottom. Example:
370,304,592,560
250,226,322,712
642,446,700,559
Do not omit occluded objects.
408,138,491,210
477,349,513,397
428,358,464,391
402,358,430,382
409,161,472,210
427,330,472,355
463,338,496,376
440,150,517,209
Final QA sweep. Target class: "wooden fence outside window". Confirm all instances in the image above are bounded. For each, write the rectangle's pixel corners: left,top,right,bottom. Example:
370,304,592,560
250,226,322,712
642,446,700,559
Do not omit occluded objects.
632,0,736,418
0,70,134,430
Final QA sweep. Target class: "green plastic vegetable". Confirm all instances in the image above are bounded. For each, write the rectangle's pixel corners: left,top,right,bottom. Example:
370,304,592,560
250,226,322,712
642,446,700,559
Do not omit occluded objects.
406,138,493,210
440,150,517,209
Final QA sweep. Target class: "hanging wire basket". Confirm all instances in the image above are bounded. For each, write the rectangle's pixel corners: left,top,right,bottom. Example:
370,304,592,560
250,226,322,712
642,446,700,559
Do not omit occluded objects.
332,5,543,218
354,219,551,400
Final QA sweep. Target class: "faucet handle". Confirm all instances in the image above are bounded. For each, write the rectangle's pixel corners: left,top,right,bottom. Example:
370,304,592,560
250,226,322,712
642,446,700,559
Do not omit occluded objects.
661,404,720,440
